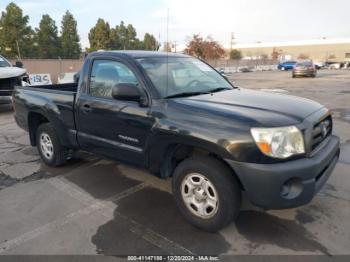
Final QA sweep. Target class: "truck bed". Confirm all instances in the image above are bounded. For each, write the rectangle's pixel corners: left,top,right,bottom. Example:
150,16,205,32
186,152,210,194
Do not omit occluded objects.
13,84,77,139
27,83,78,92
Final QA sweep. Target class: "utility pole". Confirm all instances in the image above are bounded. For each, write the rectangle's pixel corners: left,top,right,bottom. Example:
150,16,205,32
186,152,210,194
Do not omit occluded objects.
230,32,235,52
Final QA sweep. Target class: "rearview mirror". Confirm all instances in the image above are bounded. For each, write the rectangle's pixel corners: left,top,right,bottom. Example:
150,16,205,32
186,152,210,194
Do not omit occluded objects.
112,83,141,102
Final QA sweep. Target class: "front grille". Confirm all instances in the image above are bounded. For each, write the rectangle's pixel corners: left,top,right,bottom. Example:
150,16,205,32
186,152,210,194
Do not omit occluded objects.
0,77,18,91
311,115,332,151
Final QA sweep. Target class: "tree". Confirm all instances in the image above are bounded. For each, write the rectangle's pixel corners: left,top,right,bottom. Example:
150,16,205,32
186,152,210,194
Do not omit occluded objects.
0,2,33,59
185,34,225,60
36,14,60,58
116,21,137,50
89,19,147,51
109,27,121,50
185,34,204,57
60,11,81,59
260,53,268,60
109,21,145,50
143,33,157,50
162,42,172,52
130,38,144,50
271,47,282,60
88,18,111,51
297,53,309,60
229,49,242,60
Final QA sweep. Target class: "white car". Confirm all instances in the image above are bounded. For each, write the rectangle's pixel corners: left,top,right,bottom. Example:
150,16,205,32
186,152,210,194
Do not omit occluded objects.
313,61,325,69
328,63,341,70
58,72,77,84
0,55,29,96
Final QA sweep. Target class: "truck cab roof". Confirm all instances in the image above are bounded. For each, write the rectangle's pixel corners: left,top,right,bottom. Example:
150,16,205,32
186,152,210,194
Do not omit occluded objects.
89,50,191,59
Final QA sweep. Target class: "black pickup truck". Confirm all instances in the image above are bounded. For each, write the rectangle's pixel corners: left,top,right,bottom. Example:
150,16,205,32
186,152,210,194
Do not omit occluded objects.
13,51,340,232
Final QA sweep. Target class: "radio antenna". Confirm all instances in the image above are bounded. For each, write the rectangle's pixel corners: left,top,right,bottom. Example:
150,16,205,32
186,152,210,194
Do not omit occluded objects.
167,8,169,52
166,8,169,96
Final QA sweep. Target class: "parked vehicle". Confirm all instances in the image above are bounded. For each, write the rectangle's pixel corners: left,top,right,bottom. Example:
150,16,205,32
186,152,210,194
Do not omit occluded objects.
292,61,317,78
327,62,342,70
58,72,78,84
277,61,296,71
314,61,325,70
13,51,340,232
0,55,29,96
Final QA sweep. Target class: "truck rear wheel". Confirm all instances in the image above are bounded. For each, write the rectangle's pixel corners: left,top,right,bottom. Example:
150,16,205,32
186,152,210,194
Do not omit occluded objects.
36,123,68,167
172,156,241,232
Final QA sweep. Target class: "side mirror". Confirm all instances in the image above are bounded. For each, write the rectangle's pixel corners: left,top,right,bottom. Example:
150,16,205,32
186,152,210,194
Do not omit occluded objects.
15,61,24,68
112,83,141,102
73,71,80,83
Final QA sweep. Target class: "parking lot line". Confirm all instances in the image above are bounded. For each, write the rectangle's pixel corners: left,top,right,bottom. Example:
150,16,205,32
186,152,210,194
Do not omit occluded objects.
0,201,107,254
48,177,194,255
0,176,194,255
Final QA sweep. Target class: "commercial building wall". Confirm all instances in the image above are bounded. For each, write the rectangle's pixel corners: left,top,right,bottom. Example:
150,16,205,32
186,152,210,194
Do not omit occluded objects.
236,43,350,62
10,59,83,83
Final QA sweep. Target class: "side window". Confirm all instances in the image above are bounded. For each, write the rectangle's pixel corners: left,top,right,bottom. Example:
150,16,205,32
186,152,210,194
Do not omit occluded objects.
89,60,139,98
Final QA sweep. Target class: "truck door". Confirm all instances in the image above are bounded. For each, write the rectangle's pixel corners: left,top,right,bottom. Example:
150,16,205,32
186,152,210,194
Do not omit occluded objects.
76,58,154,166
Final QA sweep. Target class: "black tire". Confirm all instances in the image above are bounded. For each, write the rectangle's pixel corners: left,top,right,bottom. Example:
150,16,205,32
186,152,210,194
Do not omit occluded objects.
36,123,68,167
172,156,241,232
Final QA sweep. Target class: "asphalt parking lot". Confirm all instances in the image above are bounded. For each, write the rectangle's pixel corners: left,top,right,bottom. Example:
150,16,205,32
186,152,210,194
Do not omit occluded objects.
0,69,349,256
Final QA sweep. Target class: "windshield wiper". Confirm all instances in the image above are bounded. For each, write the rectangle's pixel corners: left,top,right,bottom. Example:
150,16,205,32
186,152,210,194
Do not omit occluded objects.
208,87,232,93
164,87,233,99
164,91,210,99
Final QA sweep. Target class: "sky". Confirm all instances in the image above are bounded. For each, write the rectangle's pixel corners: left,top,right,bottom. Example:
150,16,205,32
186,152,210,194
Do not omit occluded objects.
0,0,349,50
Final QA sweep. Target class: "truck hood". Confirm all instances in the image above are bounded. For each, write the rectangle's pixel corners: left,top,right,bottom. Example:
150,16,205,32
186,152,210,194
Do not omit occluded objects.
0,67,26,79
171,88,323,127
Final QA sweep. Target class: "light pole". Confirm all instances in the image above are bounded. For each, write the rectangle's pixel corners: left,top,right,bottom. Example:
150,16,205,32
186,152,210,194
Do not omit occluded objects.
230,32,235,52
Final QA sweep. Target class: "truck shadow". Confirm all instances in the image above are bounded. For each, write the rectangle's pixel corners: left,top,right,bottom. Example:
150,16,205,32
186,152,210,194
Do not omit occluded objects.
92,186,231,256
63,161,230,255
61,160,330,255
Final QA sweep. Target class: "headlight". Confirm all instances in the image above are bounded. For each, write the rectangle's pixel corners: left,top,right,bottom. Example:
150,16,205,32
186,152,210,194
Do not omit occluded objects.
251,126,305,159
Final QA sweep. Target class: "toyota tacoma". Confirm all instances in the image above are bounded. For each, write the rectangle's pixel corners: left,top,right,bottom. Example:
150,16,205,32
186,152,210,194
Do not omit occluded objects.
13,51,340,232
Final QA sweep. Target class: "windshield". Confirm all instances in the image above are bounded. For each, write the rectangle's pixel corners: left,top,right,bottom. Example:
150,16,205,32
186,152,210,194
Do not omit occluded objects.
0,56,11,67
137,57,232,98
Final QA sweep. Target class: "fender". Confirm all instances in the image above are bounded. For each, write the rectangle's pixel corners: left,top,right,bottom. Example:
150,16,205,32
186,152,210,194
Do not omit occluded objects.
15,87,77,148
146,129,236,177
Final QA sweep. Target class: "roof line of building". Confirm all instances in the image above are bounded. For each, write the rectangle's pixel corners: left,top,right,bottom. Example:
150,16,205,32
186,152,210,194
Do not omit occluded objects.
233,38,350,49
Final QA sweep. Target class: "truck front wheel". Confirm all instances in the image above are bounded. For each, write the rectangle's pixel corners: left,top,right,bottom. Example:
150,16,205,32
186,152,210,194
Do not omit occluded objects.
172,156,241,232
36,123,68,167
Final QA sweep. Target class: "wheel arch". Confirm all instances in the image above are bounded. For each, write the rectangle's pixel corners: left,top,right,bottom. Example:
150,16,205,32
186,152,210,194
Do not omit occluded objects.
27,111,74,148
153,142,245,190
28,112,49,146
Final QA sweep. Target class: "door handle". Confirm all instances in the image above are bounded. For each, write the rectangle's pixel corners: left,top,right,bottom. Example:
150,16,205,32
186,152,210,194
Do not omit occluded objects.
81,103,92,113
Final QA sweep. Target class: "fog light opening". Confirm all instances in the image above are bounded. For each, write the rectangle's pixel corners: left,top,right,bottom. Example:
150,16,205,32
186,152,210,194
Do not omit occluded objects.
280,178,303,199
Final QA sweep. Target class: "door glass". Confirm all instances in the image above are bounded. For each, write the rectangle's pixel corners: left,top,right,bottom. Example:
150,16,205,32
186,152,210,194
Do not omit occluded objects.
89,60,139,98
